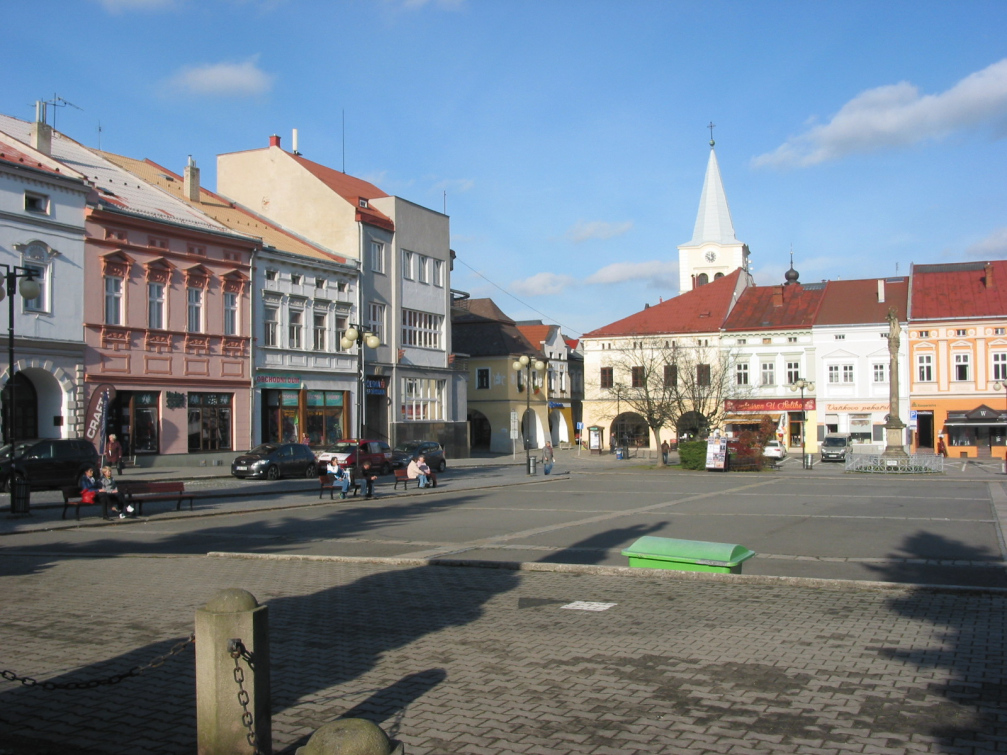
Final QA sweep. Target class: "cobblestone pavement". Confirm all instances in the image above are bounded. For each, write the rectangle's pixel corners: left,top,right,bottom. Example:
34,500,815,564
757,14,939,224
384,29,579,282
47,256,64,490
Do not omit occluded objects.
1,552,1005,755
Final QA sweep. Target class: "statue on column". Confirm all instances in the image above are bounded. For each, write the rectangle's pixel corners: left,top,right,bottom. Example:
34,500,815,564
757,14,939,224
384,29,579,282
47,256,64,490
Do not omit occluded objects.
882,306,908,458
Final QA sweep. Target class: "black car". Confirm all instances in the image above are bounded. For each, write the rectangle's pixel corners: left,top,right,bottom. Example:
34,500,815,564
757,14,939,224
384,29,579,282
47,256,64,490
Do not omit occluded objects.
231,443,318,480
0,438,101,492
391,441,446,472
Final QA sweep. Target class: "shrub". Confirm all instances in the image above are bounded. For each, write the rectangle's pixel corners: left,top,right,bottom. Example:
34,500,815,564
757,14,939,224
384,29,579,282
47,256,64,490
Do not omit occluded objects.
678,440,708,470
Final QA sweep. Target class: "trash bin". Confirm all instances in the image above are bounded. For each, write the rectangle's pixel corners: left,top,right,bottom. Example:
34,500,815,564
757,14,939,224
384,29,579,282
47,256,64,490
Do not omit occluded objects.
803,453,814,470
615,448,624,460
527,455,537,475
9,477,30,517
622,536,756,574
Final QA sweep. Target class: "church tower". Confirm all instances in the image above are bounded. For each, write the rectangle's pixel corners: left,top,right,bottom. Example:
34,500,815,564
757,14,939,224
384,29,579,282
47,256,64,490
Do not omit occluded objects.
677,134,749,295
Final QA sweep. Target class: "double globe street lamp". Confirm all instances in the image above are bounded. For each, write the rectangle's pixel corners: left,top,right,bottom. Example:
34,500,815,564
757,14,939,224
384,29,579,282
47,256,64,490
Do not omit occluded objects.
0,265,41,445
512,354,546,474
340,326,381,441
789,377,815,470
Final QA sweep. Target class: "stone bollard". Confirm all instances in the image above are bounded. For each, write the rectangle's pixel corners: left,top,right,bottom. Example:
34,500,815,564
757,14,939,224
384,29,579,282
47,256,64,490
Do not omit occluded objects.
296,719,404,755
196,588,271,755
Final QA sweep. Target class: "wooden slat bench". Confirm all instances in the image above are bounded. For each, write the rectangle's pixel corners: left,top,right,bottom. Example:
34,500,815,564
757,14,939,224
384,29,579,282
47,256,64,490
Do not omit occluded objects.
118,481,194,516
318,472,359,500
393,468,438,490
61,487,108,520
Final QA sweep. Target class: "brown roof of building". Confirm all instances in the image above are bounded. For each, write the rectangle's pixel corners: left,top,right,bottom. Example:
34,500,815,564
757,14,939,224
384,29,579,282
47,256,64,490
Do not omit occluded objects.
723,281,826,331
288,154,394,232
452,298,542,358
452,297,515,324
910,261,1007,320
815,277,908,325
517,324,553,349
583,269,745,338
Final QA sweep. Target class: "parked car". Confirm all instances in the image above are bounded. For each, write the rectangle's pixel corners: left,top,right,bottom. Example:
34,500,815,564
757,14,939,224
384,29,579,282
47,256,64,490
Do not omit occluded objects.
316,439,393,475
0,438,101,492
820,434,852,462
391,441,447,472
231,443,318,480
762,440,787,460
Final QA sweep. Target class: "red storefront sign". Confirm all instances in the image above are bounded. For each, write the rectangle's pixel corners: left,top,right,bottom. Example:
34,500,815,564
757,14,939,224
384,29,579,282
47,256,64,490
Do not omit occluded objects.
724,398,815,412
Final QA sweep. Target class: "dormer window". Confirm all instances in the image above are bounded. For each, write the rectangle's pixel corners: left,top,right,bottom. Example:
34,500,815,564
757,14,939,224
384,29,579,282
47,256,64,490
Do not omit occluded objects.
291,273,302,286
265,270,277,281
24,192,49,214
359,198,369,208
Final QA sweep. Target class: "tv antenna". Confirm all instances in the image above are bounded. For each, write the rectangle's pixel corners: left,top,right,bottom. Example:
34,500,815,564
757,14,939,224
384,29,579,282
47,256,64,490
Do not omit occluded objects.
44,94,83,130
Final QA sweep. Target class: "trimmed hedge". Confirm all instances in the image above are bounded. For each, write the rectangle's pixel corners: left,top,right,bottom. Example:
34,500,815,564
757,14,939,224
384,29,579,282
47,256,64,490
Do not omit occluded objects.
678,441,708,470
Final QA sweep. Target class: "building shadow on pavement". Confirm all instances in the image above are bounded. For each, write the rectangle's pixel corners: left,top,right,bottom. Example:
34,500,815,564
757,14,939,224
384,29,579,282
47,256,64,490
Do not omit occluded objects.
865,530,1007,754
537,522,667,565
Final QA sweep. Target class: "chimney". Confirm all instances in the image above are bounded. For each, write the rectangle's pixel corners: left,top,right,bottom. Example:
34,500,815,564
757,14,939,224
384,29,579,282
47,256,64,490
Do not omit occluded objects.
269,134,281,148
772,285,784,308
30,100,52,156
985,263,994,289
183,155,200,203
292,128,300,155
691,274,697,290
877,279,885,303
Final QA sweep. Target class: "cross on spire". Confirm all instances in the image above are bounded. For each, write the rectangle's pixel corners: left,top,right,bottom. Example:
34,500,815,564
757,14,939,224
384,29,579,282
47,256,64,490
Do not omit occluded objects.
708,121,716,147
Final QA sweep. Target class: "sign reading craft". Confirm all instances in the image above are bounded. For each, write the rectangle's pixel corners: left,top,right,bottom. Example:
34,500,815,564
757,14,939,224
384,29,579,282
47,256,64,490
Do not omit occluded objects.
724,398,816,412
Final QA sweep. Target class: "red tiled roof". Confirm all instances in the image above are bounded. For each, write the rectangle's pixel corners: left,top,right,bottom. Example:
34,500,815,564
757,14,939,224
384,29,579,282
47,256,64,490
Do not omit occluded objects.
289,154,394,232
583,269,744,337
815,278,908,325
723,282,826,331
517,324,552,349
910,261,1007,320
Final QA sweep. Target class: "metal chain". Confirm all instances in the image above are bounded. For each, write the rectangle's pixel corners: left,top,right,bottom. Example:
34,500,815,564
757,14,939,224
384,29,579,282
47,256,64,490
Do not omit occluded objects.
0,633,194,691
229,638,260,754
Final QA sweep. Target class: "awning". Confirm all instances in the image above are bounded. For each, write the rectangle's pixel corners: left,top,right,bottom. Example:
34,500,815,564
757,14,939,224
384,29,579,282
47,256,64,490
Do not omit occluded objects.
943,421,1007,427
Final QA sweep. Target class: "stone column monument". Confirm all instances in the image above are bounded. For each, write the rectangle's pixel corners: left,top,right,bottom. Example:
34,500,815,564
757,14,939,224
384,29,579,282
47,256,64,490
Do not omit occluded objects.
882,307,908,458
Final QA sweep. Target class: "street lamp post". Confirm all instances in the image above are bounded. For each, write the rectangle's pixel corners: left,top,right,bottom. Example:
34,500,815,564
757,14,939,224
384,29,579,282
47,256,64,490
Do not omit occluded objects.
0,265,41,445
789,377,815,470
512,354,545,474
993,381,1007,474
340,325,380,478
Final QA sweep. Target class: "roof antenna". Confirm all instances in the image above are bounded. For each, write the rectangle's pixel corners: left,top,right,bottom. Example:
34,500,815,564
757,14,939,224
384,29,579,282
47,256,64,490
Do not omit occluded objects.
341,109,345,174
708,120,716,147
443,190,447,215
97,121,102,151
45,93,83,131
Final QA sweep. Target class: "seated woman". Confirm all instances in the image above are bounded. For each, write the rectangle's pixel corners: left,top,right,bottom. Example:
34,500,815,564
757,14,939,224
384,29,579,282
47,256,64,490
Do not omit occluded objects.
407,456,430,488
79,467,105,517
327,459,352,499
99,465,129,518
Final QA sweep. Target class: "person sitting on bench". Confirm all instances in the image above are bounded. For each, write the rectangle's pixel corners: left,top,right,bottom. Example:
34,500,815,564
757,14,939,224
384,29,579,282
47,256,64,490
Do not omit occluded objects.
100,465,130,518
327,459,352,499
359,461,379,499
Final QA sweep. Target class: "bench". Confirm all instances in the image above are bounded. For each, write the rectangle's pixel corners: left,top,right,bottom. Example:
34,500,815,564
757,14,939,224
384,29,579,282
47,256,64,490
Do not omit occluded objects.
118,481,194,516
61,487,109,520
319,472,359,500
393,468,438,490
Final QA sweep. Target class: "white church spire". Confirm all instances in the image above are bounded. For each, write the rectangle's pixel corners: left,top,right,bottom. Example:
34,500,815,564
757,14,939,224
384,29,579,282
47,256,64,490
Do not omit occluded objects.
677,127,750,295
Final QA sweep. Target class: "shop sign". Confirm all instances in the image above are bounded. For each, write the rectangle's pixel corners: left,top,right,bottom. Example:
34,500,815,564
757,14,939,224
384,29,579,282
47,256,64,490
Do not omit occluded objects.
825,402,890,412
365,376,387,395
256,374,302,388
724,398,815,412
84,384,116,451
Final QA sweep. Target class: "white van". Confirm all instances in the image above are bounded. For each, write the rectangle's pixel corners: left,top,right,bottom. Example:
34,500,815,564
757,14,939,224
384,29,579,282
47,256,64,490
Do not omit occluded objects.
820,434,852,462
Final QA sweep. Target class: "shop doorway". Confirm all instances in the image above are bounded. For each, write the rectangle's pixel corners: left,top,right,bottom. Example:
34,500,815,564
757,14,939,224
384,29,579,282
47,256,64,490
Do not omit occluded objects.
916,413,934,450
109,391,160,457
468,410,491,450
1,372,37,443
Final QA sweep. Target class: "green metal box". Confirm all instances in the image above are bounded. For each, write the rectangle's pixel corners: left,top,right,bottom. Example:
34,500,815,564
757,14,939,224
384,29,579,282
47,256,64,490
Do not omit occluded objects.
622,536,756,574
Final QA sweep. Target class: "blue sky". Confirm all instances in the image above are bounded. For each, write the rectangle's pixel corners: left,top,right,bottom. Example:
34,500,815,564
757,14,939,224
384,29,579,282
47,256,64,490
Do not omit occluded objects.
5,0,1007,336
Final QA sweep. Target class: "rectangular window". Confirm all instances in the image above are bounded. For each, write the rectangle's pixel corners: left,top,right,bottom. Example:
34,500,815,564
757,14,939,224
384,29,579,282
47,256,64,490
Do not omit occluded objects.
955,329,967,337
401,377,444,421
187,392,233,452
24,192,49,214
834,334,845,340
263,306,279,347
313,312,326,351
786,362,800,385
665,364,678,387
994,353,1007,381
697,364,711,387
476,368,490,390
291,273,302,286
402,250,414,280
316,277,326,289
995,328,1006,336
223,292,237,336
873,364,887,383
736,363,749,385
787,336,797,343
954,353,970,381
289,309,303,349
265,270,278,281
828,365,840,384
631,366,645,388
104,276,122,325
917,354,933,382
148,283,164,329
417,256,429,284
23,264,46,312
335,316,348,351
761,362,775,386
186,288,202,333
918,330,930,338
368,302,385,343
433,260,444,287
843,364,854,383
370,241,385,274
600,367,613,389
401,309,443,349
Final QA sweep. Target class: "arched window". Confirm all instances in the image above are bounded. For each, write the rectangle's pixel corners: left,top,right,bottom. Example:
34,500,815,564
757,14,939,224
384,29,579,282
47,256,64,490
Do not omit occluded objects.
697,273,709,286
714,272,724,280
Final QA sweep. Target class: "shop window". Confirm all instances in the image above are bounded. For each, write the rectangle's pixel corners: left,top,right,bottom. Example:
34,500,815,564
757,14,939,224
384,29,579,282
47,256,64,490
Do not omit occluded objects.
305,390,345,445
187,393,232,451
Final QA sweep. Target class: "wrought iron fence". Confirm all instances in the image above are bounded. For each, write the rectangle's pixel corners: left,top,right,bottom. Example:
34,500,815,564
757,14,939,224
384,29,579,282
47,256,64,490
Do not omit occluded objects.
845,454,944,474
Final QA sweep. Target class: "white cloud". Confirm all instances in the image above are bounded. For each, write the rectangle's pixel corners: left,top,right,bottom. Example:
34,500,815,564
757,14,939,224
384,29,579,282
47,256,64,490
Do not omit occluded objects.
965,227,1007,258
585,260,678,288
566,220,634,243
165,57,274,97
432,177,475,193
753,58,1007,168
510,272,577,297
97,0,174,11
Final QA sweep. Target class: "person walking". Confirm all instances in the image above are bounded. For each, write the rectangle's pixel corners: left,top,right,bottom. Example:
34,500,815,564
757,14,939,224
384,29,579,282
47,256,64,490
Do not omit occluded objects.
105,434,124,475
937,436,947,457
359,461,379,499
542,442,554,475
661,440,670,465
